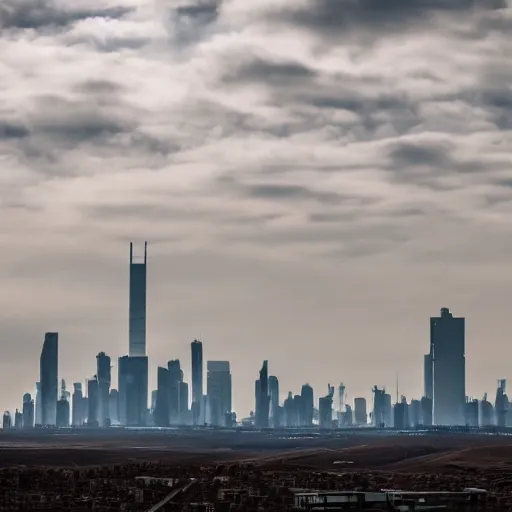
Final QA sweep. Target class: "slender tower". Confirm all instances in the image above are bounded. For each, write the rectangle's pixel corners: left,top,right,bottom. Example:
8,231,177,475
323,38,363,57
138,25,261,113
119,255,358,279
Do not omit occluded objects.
191,340,203,425
40,333,58,426
129,242,147,357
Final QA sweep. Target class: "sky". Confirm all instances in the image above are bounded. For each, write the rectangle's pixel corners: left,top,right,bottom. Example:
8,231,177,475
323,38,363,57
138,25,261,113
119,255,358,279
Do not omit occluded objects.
0,0,511,418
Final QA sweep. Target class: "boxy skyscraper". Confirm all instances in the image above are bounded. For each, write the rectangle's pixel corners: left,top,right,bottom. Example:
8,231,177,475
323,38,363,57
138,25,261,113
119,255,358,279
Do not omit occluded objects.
430,307,465,426
40,332,58,426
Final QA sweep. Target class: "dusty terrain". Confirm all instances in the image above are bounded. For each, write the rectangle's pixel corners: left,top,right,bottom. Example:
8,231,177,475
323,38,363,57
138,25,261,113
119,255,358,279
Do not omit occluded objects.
1,428,511,472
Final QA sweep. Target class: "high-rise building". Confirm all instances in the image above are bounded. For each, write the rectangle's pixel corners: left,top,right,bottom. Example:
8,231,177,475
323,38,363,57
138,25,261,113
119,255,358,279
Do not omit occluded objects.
22,394,34,428
118,355,148,426
430,307,465,425
87,377,99,427
109,389,119,424
354,397,367,425
40,332,58,426
129,242,147,357
72,383,84,426
424,354,433,399
2,411,11,429
191,340,203,425
56,399,70,427
319,385,334,429
155,366,170,427
268,376,280,428
255,361,270,428
35,382,41,426
97,352,111,427
168,360,182,425
301,384,314,427
206,361,232,426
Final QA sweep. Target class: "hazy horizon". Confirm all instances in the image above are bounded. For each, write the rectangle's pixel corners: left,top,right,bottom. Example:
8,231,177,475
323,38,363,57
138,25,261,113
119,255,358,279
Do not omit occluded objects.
1,0,512,418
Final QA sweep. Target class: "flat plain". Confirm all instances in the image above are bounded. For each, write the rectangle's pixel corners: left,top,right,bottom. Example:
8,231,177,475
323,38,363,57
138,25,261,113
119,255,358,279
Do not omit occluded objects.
1,429,511,472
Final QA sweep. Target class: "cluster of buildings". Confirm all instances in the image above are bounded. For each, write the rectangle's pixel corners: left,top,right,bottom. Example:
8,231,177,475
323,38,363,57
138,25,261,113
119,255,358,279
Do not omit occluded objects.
1,244,511,430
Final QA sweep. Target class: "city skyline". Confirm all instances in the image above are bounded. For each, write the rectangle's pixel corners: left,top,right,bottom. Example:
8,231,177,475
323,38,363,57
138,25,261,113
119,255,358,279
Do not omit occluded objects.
1,0,512,418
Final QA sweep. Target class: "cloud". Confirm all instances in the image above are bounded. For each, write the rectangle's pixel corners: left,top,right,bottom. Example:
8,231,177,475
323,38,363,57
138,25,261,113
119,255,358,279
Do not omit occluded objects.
0,0,512,416
0,0,132,31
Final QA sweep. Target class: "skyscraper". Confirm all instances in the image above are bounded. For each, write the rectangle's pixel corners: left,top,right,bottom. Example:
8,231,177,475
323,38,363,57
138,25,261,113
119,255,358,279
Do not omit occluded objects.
96,352,111,427
255,360,270,428
40,332,58,426
431,307,465,426
268,376,279,428
301,384,314,427
87,377,99,427
168,359,182,425
72,383,84,426
118,355,148,426
191,340,203,425
35,382,41,426
129,242,147,357
22,393,34,428
206,361,232,426
155,366,170,427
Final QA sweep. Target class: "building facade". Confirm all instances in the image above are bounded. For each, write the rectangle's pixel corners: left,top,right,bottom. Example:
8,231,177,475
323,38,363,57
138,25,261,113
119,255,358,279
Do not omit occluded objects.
129,242,147,357
40,332,58,426
431,307,465,426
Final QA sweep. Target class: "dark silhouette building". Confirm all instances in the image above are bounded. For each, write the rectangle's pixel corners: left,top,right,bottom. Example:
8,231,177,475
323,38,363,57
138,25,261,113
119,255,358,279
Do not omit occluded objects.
255,360,270,428
430,307,465,425
424,353,433,400
35,382,41,426
155,366,170,427
72,383,85,426
87,377,99,427
96,352,111,427
354,397,367,425
268,376,280,428
22,393,34,428
40,332,58,426
420,396,433,426
394,396,409,430
301,384,314,427
319,385,334,429
2,411,11,429
14,409,22,429
109,389,119,424
129,242,147,357
168,360,182,425
56,399,70,427
118,355,148,426
191,340,203,425
206,361,232,426
495,379,508,427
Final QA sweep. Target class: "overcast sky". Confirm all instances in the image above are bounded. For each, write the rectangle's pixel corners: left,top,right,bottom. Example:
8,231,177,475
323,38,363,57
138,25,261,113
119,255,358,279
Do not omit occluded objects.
0,0,511,417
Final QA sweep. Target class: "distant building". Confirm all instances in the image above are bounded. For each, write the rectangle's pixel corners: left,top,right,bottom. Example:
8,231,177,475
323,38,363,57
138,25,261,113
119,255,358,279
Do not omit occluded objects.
191,340,203,425
393,397,409,430
109,389,119,424
301,384,314,427
40,332,58,426
424,354,433,400
420,396,433,426
354,397,367,425
97,352,111,427
409,399,421,428
2,411,11,429
268,376,280,428
87,377,99,427
206,361,232,426
465,398,479,427
319,385,334,429
118,355,148,426
56,399,70,428
22,393,34,428
431,308,465,425
255,361,270,428
72,383,85,426
35,382,41,426
155,366,170,427
14,409,23,429
168,360,182,425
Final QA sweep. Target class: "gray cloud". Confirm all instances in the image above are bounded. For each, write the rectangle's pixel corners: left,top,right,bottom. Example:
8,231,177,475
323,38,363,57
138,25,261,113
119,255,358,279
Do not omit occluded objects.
0,0,132,30
0,0,512,417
